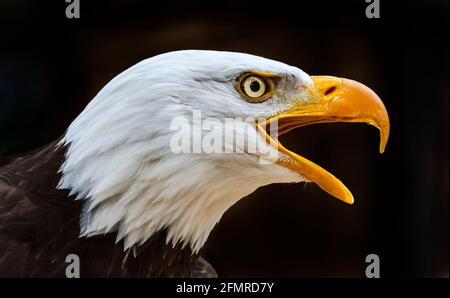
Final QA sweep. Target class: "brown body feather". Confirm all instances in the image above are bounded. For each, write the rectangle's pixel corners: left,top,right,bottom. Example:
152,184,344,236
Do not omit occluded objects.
0,141,216,277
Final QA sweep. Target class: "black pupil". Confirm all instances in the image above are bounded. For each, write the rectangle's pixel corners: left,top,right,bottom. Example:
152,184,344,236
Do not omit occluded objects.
250,80,261,92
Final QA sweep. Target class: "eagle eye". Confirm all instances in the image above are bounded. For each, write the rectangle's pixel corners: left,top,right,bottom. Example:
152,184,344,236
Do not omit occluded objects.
237,73,274,103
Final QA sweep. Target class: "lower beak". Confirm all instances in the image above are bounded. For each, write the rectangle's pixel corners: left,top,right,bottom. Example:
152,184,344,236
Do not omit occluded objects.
257,76,390,204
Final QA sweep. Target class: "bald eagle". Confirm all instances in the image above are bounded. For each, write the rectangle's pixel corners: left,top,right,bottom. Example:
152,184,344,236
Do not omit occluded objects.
0,50,389,277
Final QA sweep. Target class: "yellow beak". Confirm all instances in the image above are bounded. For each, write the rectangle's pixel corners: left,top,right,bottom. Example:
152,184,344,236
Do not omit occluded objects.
257,76,390,204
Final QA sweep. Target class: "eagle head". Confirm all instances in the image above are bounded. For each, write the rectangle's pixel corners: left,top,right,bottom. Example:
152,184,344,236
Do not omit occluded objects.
57,50,390,253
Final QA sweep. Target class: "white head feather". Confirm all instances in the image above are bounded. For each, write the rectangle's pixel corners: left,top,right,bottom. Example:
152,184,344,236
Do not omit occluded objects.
58,50,312,253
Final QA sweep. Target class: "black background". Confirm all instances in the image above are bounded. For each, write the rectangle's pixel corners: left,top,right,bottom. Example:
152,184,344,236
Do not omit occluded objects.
0,0,448,277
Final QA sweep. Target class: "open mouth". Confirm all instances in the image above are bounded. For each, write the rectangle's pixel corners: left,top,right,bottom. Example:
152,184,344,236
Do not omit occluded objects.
256,76,390,204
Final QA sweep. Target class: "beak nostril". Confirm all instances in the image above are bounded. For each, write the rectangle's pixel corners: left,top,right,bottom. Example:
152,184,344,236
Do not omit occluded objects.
324,86,337,96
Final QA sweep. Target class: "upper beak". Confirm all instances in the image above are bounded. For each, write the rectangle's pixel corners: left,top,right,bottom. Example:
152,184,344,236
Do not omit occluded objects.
258,76,390,204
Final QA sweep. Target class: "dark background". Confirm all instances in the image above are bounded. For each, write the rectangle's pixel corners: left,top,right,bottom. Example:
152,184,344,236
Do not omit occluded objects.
0,0,448,277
